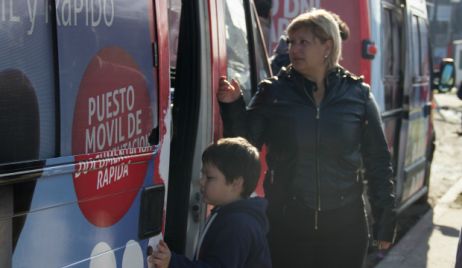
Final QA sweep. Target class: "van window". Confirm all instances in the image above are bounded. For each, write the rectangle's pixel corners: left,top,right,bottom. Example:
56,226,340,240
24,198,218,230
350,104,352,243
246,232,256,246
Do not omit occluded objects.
382,8,403,110
168,0,182,68
410,15,430,79
418,19,430,77
383,10,393,76
224,0,252,103
250,5,272,83
411,15,421,77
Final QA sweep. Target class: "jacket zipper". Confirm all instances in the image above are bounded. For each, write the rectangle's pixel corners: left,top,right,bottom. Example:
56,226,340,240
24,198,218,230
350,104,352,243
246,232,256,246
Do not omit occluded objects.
315,106,321,230
303,87,321,231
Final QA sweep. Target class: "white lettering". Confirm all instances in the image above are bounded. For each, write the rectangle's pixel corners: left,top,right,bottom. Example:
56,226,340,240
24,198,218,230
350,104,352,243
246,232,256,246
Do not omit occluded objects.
91,0,101,26
53,0,114,27
103,0,114,26
119,87,126,113
55,0,61,25
112,89,120,116
26,0,37,35
88,97,96,125
127,109,142,139
85,126,96,153
45,0,49,24
126,85,135,111
135,109,142,135
96,95,104,122
2,0,6,21
9,0,19,22
84,84,145,153
61,0,72,26
96,162,130,190
128,112,136,139
118,116,125,142
1,0,20,22
74,0,84,26
284,0,298,18
299,0,310,14
105,118,115,146
271,0,278,17
105,90,113,119
97,123,106,150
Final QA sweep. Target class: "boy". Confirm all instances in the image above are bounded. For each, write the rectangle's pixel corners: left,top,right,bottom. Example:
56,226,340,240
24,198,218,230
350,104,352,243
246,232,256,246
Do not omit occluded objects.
151,137,271,268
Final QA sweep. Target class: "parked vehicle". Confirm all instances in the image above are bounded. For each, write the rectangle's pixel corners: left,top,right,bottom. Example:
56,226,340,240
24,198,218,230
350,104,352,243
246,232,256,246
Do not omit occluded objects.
0,0,167,266
0,0,270,266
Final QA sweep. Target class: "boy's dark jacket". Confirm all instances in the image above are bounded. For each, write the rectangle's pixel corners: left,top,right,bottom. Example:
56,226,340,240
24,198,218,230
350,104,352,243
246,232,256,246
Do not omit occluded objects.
220,66,396,242
169,197,272,268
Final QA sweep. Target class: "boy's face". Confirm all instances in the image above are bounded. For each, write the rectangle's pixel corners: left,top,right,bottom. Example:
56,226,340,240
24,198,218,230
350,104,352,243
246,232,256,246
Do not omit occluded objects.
200,163,243,206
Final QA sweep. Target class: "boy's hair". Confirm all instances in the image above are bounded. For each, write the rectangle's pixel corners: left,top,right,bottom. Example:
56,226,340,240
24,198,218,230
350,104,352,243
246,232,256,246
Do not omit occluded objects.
202,137,261,198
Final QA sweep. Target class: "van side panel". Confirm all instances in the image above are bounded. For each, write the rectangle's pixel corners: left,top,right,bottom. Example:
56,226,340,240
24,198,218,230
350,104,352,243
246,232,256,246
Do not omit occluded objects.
4,1,165,267
321,0,364,79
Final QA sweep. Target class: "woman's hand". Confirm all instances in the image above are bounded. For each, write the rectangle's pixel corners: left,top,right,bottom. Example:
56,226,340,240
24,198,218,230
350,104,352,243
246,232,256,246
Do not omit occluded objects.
377,240,392,250
151,240,171,268
218,76,242,103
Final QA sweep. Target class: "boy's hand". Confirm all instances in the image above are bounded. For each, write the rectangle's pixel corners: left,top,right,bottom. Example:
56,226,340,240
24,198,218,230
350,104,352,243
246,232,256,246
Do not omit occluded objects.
218,76,241,103
152,240,171,268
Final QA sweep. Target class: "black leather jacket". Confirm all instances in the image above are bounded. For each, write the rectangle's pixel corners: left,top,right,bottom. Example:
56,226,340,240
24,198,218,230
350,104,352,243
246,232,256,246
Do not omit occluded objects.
220,66,396,241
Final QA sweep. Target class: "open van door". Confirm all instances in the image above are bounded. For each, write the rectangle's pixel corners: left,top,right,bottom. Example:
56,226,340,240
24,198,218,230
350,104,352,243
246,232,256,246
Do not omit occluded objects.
165,0,271,257
396,0,433,208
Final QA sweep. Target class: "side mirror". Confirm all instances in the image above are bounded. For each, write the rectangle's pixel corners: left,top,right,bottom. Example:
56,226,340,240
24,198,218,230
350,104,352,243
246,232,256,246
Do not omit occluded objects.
435,58,455,93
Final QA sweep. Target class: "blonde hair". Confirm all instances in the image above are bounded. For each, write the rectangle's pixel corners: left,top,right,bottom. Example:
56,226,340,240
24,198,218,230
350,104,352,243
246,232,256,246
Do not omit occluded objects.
287,9,342,69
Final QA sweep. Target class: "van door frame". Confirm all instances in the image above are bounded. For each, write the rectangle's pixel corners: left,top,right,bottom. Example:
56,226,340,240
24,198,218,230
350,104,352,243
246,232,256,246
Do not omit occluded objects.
395,1,432,211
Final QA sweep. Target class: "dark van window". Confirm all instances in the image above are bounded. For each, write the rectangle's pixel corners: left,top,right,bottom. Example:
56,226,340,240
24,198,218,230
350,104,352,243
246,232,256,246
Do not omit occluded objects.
383,10,393,76
418,18,430,77
411,15,421,77
410,15,430,79
382,8,403,111
168,0,182,69
250,4,272,83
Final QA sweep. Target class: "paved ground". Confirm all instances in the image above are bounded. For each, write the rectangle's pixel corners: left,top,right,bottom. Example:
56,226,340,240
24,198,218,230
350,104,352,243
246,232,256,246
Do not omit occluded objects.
376,92,462,268
376,179,462,268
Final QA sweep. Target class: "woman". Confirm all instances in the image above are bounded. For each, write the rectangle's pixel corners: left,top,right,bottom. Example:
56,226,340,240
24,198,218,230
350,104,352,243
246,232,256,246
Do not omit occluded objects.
218,9,396,268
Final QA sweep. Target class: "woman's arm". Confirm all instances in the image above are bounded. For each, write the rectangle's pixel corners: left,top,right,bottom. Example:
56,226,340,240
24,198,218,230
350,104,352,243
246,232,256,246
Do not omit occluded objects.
360,89,397,244
218,78,271,149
